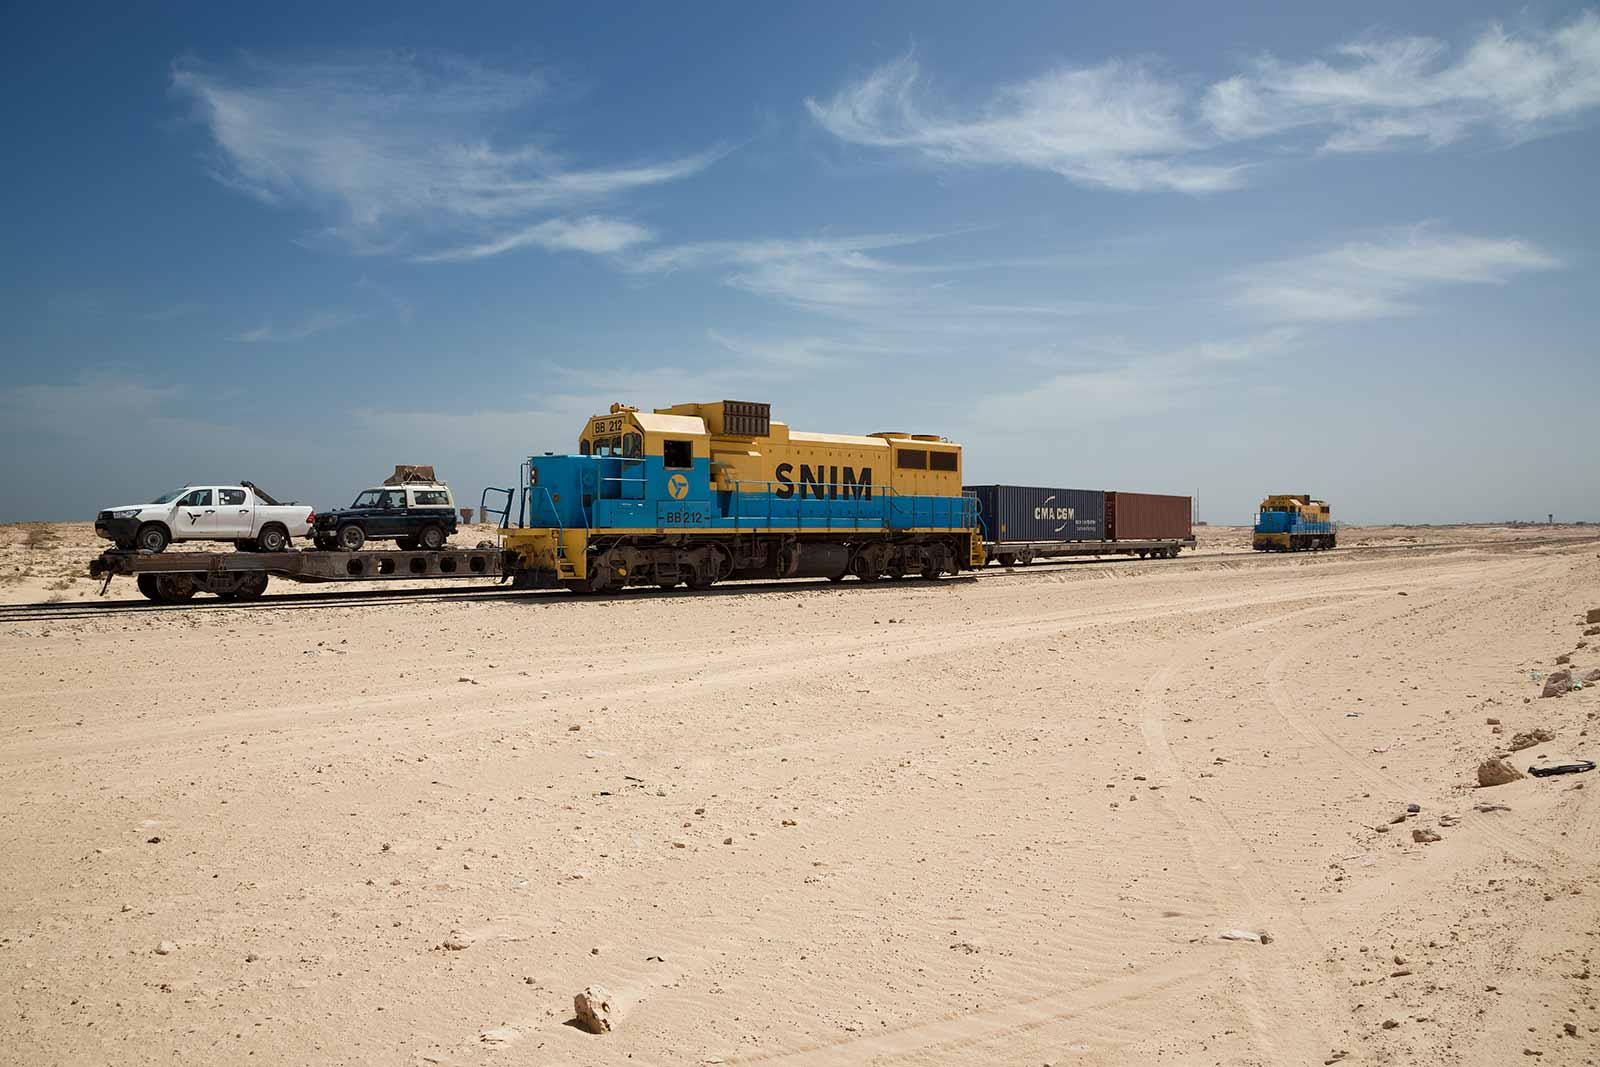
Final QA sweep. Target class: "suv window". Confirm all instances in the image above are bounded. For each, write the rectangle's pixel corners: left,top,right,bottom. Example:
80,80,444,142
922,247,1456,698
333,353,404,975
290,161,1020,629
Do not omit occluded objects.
382,490,405,509
219,488,246,505
663,440,693,469
179,489,213,506
412,490,450,506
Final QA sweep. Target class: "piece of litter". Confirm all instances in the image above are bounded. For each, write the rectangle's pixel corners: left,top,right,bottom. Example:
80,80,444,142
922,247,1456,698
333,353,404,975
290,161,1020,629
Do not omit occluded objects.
1345,712,1361,718
1218,929,1269,944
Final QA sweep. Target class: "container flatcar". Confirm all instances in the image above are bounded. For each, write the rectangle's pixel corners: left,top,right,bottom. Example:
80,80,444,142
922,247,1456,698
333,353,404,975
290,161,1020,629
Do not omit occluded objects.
963,484,1194,564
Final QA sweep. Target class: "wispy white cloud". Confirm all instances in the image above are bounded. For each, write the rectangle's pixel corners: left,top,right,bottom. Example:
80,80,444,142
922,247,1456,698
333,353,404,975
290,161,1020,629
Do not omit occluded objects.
228,310,362,343
171,50,719,258
807,54,1244,193
968,328,1303,427
1233,227,1561,322
811,13,1600,190
414,215,655,262
1203,13,1600,152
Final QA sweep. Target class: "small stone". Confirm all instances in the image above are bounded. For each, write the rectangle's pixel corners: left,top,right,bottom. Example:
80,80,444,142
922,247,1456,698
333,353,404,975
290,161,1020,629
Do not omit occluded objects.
443,929,473,951
781,819,798,827
1487,717,1501,725
1405,803,1420,813
671,840,687,848
458,675,478,684
120,904,132,913
1412,828,1441,843
568,724,581,732
146,836,162,844
722,837,733,845
1564,1023,1579,1037
573,985,614,1034
1555,654,1571,666
155,941,177,955
245,952,259,963
1478,757,1525,787
1382,1019,1399,1030
1587,607,1600,625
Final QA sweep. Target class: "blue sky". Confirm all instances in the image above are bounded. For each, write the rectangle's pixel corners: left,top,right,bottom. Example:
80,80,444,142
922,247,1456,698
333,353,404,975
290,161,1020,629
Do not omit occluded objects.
4,2,1598,524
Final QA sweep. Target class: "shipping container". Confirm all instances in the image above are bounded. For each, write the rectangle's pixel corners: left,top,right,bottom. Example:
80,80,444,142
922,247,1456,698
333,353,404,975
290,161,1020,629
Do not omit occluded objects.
1104,491,1192,541
964,485,1105,542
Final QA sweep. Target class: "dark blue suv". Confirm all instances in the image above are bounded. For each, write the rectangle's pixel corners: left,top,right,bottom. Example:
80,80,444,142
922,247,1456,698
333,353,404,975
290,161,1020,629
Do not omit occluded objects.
312,483,458,551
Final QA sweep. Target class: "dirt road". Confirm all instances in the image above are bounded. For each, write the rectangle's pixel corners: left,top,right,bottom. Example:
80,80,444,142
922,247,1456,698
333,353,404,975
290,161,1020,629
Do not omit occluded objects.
3,536,1597,1065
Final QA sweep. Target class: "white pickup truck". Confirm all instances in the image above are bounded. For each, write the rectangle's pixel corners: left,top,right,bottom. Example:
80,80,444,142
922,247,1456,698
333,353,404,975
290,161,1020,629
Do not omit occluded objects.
95,483,313,553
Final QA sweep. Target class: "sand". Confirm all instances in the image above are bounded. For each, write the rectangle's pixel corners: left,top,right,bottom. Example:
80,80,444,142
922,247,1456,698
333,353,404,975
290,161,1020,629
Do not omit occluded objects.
1,524,1597,1064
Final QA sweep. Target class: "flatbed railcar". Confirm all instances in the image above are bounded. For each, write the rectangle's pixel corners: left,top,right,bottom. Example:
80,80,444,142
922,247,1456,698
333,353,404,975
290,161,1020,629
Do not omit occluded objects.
89,545,508,602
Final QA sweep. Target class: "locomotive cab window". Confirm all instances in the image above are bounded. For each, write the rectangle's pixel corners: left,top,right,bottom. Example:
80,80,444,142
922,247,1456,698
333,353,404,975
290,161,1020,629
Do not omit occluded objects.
663,439,693,469
929,451,957,472
623,432,642,458
897,449,927,470
580,439,592,456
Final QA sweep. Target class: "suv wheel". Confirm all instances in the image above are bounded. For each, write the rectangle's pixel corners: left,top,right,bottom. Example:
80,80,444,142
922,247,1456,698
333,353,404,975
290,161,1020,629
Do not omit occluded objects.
336,524,366,552
418,524,446,551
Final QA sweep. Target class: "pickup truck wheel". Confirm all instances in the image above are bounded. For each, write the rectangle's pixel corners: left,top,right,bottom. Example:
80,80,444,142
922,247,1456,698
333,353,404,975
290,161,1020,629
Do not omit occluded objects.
256,525,289,553
418,524,446,551
135,523,170,553
336,524,365,552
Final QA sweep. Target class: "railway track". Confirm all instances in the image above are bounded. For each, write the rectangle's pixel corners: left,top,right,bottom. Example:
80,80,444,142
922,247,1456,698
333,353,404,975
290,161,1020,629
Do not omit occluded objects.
3,533,1594,624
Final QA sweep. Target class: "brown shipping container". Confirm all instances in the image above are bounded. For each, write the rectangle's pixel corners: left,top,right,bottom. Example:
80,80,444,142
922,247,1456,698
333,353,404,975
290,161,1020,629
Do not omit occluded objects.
1105,491,1192,541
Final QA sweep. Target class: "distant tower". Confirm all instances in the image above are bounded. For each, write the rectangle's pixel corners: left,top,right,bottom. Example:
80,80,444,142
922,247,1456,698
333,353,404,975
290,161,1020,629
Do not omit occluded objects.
1549,513,1555,525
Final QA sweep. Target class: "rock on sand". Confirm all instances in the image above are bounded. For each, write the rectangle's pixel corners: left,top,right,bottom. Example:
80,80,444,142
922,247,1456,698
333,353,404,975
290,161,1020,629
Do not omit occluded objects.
1477,757,1525,787
1508,727,1555,751
1541,671,1572,698
574,984,614,1033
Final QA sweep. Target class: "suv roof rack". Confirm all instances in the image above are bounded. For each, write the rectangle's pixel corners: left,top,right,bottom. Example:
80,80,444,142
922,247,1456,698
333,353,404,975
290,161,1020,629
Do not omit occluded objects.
383,465,440,486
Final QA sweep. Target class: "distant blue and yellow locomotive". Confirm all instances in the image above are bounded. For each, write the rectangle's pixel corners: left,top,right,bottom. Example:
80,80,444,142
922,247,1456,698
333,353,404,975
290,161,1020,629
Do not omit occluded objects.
501,401,983,591
1253,494,1335,551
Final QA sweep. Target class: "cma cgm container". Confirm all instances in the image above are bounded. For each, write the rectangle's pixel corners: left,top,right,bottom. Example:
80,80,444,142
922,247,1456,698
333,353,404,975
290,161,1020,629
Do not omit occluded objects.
964,485,1105,542
1104,491,1192,541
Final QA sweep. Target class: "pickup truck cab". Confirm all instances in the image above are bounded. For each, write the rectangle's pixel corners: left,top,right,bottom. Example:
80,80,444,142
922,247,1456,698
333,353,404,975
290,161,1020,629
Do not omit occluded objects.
96,483,313,553
312,482,458,551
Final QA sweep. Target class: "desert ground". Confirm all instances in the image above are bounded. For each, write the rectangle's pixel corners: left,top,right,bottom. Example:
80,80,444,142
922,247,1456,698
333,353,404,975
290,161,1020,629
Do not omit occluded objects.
2,523,1598,1065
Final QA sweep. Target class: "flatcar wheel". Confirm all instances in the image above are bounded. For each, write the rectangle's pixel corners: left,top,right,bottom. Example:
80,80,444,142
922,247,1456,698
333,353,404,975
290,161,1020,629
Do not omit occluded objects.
153,574,197,602
136,574,161,602
996,554,1016,568
919,565,941,580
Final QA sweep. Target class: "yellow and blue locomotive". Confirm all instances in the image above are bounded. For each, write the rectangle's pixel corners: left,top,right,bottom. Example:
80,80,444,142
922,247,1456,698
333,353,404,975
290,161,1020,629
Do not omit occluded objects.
1253,494,1335,551
500,401,983,591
